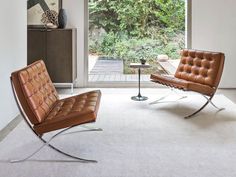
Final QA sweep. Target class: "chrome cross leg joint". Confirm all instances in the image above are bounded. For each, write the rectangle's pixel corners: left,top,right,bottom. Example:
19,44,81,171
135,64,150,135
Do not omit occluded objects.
10,125,103,163
202,95,225,111
185,94,225,119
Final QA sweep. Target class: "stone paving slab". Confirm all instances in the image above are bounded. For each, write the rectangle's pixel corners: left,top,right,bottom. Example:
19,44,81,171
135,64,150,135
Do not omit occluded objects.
89,59,123,74
89,74,150,82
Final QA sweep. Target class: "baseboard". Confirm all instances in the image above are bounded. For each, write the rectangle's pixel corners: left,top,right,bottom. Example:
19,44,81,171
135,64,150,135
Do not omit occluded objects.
0,115,22,142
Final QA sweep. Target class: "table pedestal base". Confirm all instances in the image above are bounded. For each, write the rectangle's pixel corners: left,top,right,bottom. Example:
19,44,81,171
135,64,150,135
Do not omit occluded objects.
129,64,150,102
131,95,148,101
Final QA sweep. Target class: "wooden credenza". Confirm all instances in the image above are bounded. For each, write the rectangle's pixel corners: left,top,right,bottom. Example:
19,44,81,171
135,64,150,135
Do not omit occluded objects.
27,28,77,85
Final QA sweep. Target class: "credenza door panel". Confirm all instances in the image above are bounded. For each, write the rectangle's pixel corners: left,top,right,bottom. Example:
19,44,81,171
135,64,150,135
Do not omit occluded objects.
27,30,47,64
27,28,77,84
46,30,73,83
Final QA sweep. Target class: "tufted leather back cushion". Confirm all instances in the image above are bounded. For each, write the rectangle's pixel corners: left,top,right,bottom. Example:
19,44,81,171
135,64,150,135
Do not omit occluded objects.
175,49,225,88
11,60,59,124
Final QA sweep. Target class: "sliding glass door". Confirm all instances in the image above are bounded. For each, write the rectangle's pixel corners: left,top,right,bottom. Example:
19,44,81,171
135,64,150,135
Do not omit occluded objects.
87,0,187,85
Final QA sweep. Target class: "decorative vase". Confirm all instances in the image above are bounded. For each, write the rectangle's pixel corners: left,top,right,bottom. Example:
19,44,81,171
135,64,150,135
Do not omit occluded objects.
140,59,146,65
58,8,67,28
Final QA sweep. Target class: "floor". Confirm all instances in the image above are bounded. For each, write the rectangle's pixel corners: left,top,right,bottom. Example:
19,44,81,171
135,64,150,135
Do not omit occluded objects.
0,88,235,142
89,74,151,82
58,88,236,104
2,91,236,177
90,59,124,74
216,89,236,103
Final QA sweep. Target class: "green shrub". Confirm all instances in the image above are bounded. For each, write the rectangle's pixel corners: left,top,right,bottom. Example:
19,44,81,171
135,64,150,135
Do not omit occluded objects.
89,31,184,61
89,0,185,62
89,0,185,37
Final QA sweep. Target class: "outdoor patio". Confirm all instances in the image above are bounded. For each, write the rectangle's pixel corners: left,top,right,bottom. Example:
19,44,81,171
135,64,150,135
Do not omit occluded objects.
88,55,178,82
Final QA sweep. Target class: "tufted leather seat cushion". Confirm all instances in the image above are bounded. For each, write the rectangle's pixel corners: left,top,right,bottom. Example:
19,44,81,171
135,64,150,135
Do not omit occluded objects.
150,74,215,96
151,49,225,96
11,60,101,135
34,90,101,134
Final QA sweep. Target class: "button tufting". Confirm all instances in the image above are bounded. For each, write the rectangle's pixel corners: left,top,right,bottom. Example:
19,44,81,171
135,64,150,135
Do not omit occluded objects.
18,62,59,123
173,50,224,87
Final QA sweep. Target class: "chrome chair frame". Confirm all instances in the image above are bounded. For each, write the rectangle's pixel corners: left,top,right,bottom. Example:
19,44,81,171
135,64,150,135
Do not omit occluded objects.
10,77,102,163
149,83,224,119
184,93,224,119
149,88,187,105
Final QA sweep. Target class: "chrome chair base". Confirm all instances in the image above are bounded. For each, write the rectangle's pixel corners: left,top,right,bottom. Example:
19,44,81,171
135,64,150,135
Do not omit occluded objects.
10,125,103,163
149,86,225,119
185,94,225,119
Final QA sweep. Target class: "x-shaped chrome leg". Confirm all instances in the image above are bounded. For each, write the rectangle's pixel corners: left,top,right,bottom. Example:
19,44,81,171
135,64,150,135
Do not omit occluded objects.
10,125,103,163
185,94,225,119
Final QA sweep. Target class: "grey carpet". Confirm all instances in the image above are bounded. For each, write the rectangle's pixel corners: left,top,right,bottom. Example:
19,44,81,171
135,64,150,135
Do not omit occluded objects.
1,89,236,177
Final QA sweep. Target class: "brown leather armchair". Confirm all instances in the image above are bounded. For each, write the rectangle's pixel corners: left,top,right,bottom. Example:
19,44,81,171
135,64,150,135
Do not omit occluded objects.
11,60,102,163
150,49,225,118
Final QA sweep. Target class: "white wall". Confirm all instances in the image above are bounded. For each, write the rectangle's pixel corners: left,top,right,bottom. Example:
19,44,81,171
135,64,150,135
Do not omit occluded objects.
192,0,236,88
64,0,86,87
0,0,27,130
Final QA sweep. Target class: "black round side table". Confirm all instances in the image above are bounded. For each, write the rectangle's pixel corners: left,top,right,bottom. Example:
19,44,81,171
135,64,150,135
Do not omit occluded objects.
130,63,150,101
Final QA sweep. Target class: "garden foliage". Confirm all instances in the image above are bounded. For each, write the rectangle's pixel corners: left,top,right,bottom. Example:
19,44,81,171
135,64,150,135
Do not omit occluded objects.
89,0,185,62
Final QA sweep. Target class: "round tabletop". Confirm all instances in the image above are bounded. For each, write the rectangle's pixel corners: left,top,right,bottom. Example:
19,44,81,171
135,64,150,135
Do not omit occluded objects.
129,63,151,68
